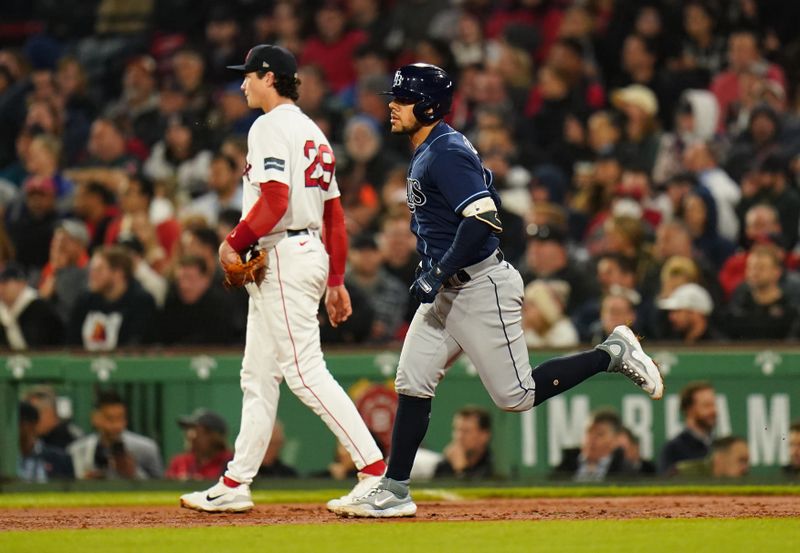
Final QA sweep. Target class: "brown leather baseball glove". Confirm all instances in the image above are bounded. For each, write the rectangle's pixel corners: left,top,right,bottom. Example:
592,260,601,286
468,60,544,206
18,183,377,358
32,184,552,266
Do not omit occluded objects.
223,249,267,288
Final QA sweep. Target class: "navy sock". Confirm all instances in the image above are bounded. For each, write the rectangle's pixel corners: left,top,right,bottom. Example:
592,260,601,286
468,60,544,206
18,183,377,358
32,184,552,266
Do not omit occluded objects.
532,349,610,406
386,394,432,482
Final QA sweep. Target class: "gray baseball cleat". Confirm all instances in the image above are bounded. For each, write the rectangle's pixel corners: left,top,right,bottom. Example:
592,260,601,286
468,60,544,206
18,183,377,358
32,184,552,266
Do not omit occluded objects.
335,477,417,518
597,325,664,400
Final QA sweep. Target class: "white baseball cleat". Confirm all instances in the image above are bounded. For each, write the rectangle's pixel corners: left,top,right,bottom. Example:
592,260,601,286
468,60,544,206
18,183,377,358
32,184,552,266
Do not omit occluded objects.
327,471,385,514
597,325,664,400
180,477,254,513
335,477,417,518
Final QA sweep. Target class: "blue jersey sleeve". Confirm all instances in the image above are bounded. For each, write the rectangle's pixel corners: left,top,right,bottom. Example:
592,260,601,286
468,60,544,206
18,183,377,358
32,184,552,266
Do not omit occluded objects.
427,148,491,214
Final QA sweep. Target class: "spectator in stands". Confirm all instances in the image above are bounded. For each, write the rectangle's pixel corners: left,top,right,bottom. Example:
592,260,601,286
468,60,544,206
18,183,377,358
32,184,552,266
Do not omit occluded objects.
67,245,156,350
300,0,366,94
160,255,234,345
520,223,591,315
38,219,89,324
258,420,298,478
143,113,212,200
711,29,786,131
182,153,243,226
296,64,344,140
724,104,782,184
69,390,162,480
434,406,493,479
171,47,211,118
4,176,59,275
589,286,640,344
657,282,720,343
784,421,800,477
213,81,259,139
522,280,578,348
611,83,662,173
725,243,800,340
619,426,656,475
659,381,717,474
682,141,740,243
679,1,726,78
23,385,83,450
719,204,800,300
105,173,181,274
552,409,634,482
737,154,800,250
678,187,736,271
65,118,138,189
24,134,74,208
345,233,407,343
18,401,73,482
73,181,118,253
0,263,63,349
116,236,168,309
55,56,95,166
574,253,638,341
166,408,233,481
675,436,750,478
377,211,418,325
105,56,161,148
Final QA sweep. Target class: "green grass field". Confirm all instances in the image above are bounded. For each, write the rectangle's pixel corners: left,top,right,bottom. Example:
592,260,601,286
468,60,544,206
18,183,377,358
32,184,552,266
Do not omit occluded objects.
0,486,797,553
1,519,797,553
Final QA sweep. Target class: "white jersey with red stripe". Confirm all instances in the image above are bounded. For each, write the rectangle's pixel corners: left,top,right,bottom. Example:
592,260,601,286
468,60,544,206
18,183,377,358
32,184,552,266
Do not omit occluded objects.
222,101,384,487
242,103,340,245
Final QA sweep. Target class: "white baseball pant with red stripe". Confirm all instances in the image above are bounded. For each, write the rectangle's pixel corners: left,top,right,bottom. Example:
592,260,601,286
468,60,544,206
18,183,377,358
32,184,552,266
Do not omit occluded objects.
225,231,383,485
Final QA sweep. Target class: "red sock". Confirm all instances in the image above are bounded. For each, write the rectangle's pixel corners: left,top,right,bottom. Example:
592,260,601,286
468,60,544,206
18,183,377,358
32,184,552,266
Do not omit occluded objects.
361,459,386,476
223,476,241,488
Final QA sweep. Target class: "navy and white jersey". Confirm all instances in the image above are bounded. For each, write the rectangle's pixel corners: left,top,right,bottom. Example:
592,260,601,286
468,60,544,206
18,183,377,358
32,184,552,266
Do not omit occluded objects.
406,122,499,269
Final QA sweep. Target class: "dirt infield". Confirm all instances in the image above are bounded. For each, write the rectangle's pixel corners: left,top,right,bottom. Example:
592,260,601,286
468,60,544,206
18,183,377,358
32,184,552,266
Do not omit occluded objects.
1,496,797,530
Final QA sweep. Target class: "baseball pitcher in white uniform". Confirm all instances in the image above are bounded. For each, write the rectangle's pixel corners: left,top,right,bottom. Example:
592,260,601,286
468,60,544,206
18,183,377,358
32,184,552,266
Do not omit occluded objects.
180,45,386,513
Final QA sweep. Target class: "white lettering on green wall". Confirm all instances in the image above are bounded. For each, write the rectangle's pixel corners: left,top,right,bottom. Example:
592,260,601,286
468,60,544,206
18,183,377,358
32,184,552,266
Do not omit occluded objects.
747,394,790,465
622,395,653,459
547,395,590,466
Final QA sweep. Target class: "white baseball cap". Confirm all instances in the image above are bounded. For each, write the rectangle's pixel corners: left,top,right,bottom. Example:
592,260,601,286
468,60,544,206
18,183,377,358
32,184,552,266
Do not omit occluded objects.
612,84,659,117
657,283,713,315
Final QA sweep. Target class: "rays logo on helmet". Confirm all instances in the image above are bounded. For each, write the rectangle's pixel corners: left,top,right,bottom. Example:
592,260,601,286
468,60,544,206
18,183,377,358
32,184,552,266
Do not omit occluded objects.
406,178,426,211
393,71,404,87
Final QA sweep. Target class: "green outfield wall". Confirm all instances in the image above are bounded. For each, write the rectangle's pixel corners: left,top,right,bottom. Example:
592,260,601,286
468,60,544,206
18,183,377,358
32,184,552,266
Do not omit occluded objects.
1,347,798,480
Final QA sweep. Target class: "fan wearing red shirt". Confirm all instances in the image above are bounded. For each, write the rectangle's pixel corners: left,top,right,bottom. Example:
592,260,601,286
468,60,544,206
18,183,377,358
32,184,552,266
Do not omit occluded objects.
166,410,233,481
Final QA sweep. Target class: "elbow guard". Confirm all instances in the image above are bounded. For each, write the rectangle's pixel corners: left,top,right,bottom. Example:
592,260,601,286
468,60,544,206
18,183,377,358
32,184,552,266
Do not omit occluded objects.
462,196,503,234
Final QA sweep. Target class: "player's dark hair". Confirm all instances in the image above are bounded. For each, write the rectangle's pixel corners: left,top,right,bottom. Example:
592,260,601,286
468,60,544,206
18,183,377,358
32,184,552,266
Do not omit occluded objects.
457,406,492,432
264,72,300,101
97,245,134,283
711,435,746,453
178,254,209,276
95,389,126,410
590,408,622,433
679,380,714,415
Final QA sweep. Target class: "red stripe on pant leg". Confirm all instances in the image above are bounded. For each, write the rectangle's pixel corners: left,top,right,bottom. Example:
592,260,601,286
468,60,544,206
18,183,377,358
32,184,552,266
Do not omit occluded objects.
274,248,368,466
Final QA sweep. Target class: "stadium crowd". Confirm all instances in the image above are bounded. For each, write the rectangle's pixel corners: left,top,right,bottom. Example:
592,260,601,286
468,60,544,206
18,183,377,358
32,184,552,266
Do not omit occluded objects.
3,0,800,349
16,384,800,482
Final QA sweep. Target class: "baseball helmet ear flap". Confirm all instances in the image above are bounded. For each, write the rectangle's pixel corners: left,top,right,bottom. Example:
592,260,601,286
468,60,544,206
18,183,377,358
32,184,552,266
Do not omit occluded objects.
413,97,448,125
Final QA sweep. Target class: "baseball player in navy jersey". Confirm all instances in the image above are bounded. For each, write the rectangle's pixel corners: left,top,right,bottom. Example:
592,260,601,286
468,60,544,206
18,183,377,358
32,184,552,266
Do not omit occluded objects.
337,64,664,518
180,45,387,513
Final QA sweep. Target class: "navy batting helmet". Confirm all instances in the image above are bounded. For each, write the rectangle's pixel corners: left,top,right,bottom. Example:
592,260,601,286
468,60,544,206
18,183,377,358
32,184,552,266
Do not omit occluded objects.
381,63,453,124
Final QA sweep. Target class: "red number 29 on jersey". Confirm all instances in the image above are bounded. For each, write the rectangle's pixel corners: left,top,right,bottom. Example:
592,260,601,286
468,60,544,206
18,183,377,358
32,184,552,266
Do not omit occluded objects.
304,140,335,190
